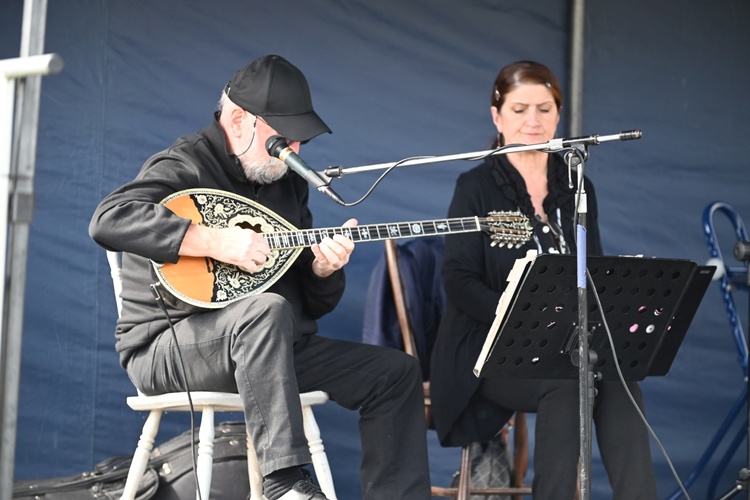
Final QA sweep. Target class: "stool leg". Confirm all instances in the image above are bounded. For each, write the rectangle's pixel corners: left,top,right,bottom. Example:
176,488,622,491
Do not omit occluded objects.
457,445,472,500
301,405,336,500
196,407,215,500
121,410,162,500
246,431,264,500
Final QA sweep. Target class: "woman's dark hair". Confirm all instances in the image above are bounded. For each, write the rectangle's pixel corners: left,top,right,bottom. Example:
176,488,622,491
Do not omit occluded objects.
491,61,562,146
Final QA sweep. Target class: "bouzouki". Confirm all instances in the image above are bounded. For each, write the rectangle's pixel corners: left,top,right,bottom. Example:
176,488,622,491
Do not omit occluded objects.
152,189,533,309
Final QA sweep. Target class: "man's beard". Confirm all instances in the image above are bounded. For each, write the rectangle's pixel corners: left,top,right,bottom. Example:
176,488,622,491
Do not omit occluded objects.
240,156,288,184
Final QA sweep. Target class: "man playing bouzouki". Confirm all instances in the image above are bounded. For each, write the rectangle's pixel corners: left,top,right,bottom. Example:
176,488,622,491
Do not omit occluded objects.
89,55,431,500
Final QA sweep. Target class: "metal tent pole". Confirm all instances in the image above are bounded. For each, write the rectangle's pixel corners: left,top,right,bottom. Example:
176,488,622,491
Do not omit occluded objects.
0,0,62,497
569,0,585,137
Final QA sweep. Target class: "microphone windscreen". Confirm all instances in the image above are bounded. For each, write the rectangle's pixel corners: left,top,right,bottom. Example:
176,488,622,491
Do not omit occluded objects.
265,135,288,156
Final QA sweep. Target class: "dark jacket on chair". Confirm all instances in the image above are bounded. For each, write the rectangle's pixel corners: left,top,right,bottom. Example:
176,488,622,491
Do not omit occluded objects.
362,236,446,381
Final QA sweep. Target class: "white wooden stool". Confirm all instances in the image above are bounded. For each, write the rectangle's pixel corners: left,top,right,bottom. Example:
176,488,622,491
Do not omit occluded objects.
107,251,336,500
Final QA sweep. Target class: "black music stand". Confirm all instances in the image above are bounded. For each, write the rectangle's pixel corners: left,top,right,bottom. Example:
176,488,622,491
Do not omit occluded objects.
475,252,712,381
473,251,713,497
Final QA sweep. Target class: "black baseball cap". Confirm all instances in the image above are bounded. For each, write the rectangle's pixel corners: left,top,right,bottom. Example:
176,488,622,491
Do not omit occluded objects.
224,55,332,143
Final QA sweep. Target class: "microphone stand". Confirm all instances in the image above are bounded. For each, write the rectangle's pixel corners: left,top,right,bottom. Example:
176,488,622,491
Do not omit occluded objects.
316,130,640,500
321,130,639,180
569,143,595,500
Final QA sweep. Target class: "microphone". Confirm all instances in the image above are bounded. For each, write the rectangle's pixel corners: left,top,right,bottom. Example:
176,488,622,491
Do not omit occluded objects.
546,129,642,151
265,135,346,205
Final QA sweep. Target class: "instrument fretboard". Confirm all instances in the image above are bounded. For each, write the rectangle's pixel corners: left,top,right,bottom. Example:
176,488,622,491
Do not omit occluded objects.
263,216,482,250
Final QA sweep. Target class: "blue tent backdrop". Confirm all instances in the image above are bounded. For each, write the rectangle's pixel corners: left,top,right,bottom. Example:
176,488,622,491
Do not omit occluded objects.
2,1,749,498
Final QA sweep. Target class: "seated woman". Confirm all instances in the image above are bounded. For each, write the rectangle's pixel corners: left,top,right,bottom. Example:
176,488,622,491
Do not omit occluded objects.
429,60,657,500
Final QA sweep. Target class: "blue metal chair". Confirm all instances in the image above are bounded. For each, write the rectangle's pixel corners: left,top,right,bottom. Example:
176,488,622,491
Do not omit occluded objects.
667,201,748,500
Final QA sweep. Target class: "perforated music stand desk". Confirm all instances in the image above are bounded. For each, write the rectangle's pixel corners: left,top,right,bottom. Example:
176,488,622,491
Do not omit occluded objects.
474,252,714,381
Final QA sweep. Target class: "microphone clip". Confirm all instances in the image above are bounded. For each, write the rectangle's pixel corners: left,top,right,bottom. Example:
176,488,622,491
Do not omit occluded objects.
564,144,588,167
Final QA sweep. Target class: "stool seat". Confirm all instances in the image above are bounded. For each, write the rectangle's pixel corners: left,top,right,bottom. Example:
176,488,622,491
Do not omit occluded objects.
126,390,329,412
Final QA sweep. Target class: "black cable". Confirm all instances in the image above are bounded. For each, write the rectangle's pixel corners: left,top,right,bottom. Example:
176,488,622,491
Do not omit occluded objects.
338,155,433,207
149,283,203,500
586,272,692,500
338,143,529,207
